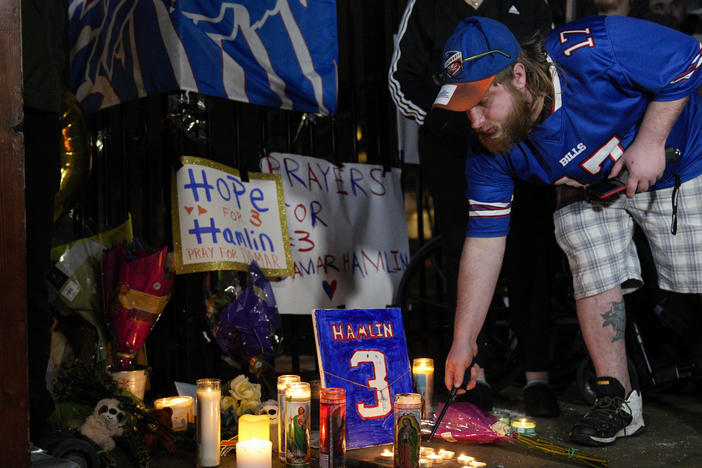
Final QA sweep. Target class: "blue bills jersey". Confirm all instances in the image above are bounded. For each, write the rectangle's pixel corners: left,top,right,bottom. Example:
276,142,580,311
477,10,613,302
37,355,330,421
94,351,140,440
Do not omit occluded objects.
465,15,702,237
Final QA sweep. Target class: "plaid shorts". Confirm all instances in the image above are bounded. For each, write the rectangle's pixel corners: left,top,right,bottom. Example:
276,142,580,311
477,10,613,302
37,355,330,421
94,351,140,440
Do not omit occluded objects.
554,175,702,300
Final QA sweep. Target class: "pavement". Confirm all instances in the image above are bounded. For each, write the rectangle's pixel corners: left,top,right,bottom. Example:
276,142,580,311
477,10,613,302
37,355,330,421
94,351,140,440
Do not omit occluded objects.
137,379,702,468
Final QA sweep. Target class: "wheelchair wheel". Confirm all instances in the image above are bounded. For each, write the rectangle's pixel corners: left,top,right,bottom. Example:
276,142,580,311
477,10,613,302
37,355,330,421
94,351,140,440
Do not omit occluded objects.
576,357,639,406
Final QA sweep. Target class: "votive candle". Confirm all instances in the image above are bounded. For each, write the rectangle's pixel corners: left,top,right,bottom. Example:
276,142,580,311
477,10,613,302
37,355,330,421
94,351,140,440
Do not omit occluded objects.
510,418,536,435
196,379,221,467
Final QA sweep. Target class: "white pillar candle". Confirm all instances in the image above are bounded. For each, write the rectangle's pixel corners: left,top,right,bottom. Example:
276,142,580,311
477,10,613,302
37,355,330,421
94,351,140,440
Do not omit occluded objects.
236,438,272,468
197,379,221,467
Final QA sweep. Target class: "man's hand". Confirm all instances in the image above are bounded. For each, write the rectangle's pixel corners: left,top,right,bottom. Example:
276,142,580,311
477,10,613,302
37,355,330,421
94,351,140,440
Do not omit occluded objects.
609,96,688,198
444,341,479,395
610,140,666,198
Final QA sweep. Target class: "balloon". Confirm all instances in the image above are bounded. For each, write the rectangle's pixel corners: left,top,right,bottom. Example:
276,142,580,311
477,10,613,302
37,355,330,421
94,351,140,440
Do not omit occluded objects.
54,90,92,222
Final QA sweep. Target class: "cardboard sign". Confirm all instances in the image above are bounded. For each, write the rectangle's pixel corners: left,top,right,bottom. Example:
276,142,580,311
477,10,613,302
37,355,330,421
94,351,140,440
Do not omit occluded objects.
260,153,410,315
172,156,293,276
312,308,413,449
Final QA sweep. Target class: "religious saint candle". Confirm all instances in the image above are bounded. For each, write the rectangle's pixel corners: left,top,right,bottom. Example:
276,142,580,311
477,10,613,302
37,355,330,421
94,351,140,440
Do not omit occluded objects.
510,418,536,435
236,438,272,468
394,393,422,468
319,387,346,468
284,381,311,466
239,414,270,442
196,379,221,467
412,358,434,420
277,374,300,459
153,396,194,431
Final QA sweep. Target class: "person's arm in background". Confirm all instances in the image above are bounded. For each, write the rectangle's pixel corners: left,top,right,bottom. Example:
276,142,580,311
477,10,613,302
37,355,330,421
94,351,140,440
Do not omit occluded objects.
388,0,437,124
444,236,506,392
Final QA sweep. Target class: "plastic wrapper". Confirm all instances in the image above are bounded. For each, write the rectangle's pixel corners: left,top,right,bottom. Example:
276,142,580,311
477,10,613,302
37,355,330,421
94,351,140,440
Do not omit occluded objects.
204,262,282,365
48,238,109,362
103,242,174,371
429,402,510,444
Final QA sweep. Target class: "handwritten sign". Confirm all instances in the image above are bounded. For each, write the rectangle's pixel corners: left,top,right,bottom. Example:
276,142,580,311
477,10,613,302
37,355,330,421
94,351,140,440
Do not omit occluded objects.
312,308,413,449
172,156,293,276
260,153,410,315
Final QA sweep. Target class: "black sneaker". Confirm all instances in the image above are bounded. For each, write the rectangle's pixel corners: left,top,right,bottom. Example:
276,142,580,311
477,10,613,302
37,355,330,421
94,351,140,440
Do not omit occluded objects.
569,376,645,446
523,381,560,417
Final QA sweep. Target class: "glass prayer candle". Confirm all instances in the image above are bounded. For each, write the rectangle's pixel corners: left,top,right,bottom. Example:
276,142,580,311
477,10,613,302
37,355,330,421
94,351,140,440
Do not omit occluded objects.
319,387,346,468
394,393,422,468
277,374,300,459
196,379,221,467
412,358,434,420
153,396,194,431
284,381,311,466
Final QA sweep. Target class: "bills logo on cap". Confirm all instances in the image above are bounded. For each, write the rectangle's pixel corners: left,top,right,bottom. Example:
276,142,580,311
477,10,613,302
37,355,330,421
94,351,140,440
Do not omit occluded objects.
443,51,463,78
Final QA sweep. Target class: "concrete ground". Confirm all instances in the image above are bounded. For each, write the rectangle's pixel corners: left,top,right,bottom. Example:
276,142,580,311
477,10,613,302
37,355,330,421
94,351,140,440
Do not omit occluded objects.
139,379,702,468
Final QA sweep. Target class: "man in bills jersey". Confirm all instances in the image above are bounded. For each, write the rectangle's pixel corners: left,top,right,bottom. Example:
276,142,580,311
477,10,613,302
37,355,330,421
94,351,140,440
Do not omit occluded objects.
435,16,702,446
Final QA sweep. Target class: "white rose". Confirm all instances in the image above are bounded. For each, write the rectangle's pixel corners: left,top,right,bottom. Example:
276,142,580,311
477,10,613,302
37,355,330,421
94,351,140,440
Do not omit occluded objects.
229,375,262,402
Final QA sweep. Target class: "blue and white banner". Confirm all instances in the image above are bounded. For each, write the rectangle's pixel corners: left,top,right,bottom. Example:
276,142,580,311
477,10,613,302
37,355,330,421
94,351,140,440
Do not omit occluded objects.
68,0,338,115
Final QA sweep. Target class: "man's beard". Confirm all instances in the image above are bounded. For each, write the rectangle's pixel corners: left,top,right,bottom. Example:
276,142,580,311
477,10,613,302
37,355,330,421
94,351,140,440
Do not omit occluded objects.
477,86,533,155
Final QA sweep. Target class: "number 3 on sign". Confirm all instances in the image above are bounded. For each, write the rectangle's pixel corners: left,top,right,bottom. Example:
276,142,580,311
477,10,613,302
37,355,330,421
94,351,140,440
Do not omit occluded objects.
350,350,392,419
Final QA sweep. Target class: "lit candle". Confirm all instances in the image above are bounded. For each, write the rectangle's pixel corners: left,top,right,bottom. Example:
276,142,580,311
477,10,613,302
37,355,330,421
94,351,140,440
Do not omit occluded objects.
284,381,311,466
419,447,435,457
320,387,346,468
427,453,443,464
456,454,474,465
239,414,271,442
437,449,454,460
510,418,536,435
412,358,434,420
153,396,194,431
469,462,486,467
277,375,300,459
380,449,394,457
394,393,422,468
236,438,272,468
196,378,221,467
419,458,432,468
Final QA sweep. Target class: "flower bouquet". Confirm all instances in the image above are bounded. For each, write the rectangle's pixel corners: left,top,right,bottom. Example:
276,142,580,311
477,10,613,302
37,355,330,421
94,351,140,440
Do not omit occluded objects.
203,262,283,396
102,240,174,371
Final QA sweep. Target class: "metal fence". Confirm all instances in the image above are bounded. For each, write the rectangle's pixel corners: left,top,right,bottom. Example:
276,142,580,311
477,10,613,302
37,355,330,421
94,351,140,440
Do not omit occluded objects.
59,0,412,392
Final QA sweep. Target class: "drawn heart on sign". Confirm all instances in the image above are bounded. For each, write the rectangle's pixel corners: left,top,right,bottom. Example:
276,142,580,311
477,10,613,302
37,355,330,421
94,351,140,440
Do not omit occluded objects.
322,280,337,300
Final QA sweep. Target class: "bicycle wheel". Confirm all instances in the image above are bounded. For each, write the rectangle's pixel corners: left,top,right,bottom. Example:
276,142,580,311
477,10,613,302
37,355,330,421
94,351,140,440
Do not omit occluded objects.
392,236,452,362
393,235,522,394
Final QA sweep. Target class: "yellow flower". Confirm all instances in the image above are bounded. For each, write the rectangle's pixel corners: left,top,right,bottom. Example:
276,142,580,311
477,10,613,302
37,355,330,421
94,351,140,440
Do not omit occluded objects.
229,375,261,402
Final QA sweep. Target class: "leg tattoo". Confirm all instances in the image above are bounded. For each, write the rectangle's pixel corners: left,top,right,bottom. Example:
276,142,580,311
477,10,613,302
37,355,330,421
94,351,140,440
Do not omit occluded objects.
601,301,626,343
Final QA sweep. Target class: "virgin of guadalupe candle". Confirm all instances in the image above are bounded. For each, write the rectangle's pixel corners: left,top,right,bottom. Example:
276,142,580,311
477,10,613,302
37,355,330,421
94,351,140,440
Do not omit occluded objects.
412,358,434,420
319,387,346,468
196,379,221,467
285,382,311,466
394,393,422,468
277,374,300,459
